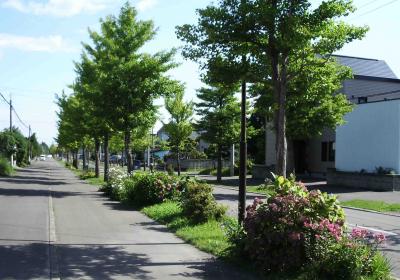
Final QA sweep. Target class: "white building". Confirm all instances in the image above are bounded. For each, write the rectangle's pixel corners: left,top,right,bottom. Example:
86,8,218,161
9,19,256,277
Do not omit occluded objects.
263,55,400,177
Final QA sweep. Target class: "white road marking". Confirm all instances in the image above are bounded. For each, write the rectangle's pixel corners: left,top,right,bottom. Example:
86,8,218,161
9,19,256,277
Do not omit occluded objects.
48,188,60,280
348,224,398,236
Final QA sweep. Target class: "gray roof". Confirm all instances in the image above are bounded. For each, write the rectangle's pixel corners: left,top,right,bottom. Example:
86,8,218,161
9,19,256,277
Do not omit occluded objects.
333,55,397,79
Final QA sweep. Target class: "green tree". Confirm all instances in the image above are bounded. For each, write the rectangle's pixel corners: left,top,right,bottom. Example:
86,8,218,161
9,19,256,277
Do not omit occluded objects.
176,0,367,178
84,3,179,174
196,83,241,182
164,89,194,176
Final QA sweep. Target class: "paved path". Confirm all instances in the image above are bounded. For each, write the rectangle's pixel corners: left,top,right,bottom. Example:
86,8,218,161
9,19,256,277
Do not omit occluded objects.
0,160,254,280
211,185,400,278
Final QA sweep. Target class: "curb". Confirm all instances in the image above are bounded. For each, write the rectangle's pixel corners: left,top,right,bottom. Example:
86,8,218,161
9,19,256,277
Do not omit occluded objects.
341,206,400,218
212,185,400,218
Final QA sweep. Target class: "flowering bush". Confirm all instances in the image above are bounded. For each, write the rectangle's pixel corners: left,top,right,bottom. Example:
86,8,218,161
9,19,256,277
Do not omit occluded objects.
103,167,129,200
123,172,185,207
240,175,391,278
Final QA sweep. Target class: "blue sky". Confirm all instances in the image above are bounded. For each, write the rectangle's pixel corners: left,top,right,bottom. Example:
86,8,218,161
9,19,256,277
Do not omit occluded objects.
0,0,399,145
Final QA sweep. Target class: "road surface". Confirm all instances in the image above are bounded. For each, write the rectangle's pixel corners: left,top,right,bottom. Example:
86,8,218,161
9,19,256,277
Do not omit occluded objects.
0,160,254,280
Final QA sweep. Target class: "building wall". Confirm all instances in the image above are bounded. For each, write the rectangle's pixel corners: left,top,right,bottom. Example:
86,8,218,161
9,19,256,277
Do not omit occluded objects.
336,100,400,173
343,79,400,102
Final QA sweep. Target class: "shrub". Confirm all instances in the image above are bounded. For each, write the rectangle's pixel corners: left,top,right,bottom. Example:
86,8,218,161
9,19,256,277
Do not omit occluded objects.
0,158,13,176
123,172,182,207
239,175,390,278
181,179,226,223
103,167,129,200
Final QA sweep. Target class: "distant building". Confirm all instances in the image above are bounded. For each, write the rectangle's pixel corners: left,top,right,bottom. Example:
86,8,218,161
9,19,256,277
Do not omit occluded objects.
156,126,210,153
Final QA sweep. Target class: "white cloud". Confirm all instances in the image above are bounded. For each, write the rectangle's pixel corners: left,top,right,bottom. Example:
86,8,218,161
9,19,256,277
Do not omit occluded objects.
137,0,157,12
0,33,74,52
1,0,111,17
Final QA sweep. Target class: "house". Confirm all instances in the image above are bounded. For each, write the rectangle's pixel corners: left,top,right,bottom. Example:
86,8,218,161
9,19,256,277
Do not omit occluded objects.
258,55,400,178
156,125,210,153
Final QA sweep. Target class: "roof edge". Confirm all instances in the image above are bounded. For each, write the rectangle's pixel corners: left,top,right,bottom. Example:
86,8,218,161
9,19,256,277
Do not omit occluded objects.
354,75,400,83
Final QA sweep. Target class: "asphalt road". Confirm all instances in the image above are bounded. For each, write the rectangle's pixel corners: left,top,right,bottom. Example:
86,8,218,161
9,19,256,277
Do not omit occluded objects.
0,160,255,280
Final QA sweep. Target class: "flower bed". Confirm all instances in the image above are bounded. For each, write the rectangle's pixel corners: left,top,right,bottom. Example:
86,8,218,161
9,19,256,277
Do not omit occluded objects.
231,175,391,279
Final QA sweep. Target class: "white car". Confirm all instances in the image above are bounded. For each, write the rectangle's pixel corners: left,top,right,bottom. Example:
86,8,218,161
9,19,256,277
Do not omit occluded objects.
39,155,46,161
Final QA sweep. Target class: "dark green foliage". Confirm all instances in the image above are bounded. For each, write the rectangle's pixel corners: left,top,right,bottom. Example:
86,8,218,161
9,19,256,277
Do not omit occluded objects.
0,158,13,177
0,128,30,166
181,179,226,223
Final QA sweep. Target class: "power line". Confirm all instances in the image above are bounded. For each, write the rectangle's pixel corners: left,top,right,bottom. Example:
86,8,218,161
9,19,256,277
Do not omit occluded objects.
350,0,399,20
0,91,10,106
12,107,29,129
357,0,378,10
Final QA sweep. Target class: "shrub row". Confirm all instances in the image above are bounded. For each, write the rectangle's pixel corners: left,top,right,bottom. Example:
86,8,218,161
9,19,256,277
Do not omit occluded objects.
0,158,13,177
101,168,226,223
228,175,391,279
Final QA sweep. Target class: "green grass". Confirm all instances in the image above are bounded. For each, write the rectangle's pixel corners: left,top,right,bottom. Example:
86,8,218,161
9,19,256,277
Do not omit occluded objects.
341,199,400,213
142,201,231,257
86,176,105,186
247,185,274,196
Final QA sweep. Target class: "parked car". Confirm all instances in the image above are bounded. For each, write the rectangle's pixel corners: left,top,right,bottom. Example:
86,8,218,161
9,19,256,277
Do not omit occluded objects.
110,155,122,164
133,160,141,170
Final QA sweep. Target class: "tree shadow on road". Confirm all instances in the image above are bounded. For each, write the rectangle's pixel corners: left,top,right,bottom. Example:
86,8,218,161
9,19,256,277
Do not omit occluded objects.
0,188,83,198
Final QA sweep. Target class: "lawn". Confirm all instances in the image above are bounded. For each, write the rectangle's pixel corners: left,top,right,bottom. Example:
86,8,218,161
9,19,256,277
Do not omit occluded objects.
142,201,231,257
342,199,400,213
247,185,274,196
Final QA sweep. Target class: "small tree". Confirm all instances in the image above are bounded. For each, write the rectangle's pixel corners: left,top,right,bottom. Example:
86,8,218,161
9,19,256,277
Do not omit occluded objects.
196,82,241,182
164,89,194,176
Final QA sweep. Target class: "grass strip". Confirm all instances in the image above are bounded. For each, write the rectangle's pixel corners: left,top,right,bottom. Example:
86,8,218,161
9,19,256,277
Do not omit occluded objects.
142,201,231,257
342,199,400,213
247,185,273,196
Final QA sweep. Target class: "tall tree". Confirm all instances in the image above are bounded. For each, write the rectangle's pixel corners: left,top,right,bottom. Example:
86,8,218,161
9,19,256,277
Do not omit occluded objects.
85,3,179,174
164,88,194,176
177,0,367,180
196,82,241,182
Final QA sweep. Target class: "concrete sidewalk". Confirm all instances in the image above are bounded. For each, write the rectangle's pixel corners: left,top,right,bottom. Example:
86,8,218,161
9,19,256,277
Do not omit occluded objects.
0,160,256,280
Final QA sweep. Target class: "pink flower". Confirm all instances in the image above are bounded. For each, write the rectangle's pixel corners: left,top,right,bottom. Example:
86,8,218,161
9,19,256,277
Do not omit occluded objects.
373,233,386,244
351,228,369,239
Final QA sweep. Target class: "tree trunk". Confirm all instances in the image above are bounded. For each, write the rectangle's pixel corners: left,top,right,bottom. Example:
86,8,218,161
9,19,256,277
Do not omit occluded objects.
82,147,87,171
66,152,70,164
95,138,100,178
271,52,288,178
238,78,247,224
177,149,181,176
265,116,269,166
104,132,110,182
217,144,222,183
124,130,133,174
73,151,78,169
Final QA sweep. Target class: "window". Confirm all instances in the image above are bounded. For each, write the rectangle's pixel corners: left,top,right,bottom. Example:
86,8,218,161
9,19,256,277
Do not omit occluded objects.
321,141,335,162
321,142,328,162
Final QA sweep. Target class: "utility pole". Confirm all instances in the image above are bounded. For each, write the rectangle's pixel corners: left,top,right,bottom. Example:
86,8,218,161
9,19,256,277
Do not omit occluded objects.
9,96,13,167
151,127,154,173
28,125,31,162
230,144,235,177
